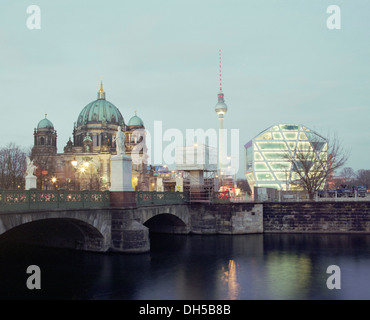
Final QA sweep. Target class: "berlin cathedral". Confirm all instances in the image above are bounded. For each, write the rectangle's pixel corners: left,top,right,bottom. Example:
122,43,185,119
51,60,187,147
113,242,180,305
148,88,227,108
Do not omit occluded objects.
31,82,150,191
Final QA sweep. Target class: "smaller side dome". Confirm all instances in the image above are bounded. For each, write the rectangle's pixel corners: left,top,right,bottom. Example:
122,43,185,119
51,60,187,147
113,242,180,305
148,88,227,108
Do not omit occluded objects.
37,114,54,129
128,111,144,127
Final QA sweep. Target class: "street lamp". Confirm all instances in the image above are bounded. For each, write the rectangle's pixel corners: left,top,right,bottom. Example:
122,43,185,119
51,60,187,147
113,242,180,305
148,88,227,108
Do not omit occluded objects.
51,177,57,190
70,157,98,190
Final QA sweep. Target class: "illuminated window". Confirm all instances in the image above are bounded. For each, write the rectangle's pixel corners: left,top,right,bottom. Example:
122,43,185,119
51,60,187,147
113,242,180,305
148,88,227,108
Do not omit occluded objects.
299,132,307,140
291,172,301,180
255,162,268,170
254,152,263,160
275,172,290,181
273,132,283,140
269,162,291,170
263,152,287,160
256,142,288,150
283,132,297,140
319,152,327,160
290,184,304,191
256,172,274,181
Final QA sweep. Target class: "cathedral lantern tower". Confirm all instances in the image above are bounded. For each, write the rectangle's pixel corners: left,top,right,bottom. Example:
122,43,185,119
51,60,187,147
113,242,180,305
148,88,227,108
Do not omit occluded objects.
32,114,57,156
125,110,146,155
31,114,57,189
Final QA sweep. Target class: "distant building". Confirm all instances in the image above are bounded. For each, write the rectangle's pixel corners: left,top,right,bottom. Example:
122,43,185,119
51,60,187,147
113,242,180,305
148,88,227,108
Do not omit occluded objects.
175,143,218,199
244,124,328,194
31,82,149,191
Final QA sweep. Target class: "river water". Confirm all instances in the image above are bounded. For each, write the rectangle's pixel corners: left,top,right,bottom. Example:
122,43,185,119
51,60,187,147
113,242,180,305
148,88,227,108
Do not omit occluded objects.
0,233,369,300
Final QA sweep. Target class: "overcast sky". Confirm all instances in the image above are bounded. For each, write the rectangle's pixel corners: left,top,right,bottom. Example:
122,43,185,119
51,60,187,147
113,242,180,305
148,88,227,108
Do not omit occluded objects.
1,0,369,178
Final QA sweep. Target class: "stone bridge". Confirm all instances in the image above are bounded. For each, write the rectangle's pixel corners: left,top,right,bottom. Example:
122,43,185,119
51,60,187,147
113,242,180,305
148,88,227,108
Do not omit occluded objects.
2,189,370,253
0,202,263,253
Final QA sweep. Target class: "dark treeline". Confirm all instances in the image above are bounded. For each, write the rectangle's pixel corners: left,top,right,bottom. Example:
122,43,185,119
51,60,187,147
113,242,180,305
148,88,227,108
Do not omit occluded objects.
338,167,370,189
0,143,28,190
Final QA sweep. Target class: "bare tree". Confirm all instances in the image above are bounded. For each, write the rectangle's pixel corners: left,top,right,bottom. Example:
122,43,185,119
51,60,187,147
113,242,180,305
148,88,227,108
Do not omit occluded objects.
0,143,27,190
355,169,370,189
339,167,355,186
285,133,349,200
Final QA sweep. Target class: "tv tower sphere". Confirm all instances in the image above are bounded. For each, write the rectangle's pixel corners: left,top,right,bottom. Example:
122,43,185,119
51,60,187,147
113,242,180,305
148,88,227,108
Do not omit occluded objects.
215,92,228,115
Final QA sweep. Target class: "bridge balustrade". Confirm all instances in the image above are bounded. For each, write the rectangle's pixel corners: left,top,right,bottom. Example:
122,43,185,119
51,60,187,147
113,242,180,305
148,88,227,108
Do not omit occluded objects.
0,189,232,212
0,190,110,212
136,191,189,205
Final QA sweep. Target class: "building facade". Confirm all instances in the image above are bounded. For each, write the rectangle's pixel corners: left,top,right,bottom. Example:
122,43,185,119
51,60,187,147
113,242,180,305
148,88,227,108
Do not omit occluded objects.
244,124,328,193
31,83,149,191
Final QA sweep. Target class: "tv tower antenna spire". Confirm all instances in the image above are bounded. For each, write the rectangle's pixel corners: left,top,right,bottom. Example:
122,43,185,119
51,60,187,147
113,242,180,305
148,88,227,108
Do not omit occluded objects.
219,49,223,92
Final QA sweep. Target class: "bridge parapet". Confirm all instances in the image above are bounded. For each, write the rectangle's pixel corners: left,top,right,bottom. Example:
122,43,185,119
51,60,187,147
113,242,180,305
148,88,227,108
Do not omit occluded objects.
0,190,110,212
136,191,188,206
0,190,231,212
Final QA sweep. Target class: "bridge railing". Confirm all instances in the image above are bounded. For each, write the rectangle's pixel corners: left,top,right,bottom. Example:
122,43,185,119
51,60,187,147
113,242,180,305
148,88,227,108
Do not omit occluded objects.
136,191,231,205
0,190,110,212
136,191,189,205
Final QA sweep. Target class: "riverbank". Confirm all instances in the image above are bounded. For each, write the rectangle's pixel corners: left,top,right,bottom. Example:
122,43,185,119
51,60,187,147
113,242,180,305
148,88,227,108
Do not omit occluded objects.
263,201,370,233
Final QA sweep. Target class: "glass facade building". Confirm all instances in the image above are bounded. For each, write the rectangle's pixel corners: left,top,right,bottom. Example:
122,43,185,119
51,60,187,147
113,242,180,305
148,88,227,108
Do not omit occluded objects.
244,124,328,191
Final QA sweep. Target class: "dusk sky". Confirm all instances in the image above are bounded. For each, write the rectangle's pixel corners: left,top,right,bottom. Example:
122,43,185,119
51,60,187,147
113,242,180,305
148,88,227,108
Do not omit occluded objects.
1,0,369,178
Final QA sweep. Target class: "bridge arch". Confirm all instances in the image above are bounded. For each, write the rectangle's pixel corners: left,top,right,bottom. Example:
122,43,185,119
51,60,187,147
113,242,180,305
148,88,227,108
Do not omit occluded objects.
0,209,111,252
144,213,188,234
0,218,105,251
138,205,190,234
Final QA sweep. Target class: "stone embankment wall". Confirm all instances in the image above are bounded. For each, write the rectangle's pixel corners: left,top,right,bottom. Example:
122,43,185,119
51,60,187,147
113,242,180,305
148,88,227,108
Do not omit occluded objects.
263,201,370,233
189,203,263,234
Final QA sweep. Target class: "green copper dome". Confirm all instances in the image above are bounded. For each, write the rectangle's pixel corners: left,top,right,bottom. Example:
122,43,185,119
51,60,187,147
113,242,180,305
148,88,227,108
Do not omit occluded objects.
76,82,124,127
37,116,54,129
128,112,144,127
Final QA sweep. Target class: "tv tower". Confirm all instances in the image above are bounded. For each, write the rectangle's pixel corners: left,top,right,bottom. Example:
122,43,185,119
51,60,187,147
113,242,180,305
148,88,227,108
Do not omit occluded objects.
215,49,228,179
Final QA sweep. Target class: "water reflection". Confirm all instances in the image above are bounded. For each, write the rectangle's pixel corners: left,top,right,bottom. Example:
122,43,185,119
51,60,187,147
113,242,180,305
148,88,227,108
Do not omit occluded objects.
265,252,312,299
0,233,369,299
220,260,240,300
